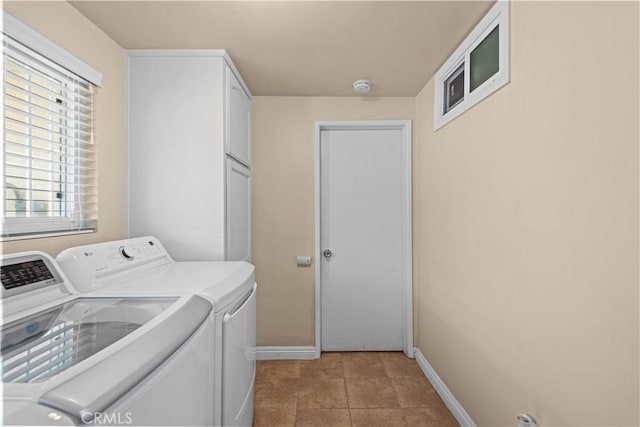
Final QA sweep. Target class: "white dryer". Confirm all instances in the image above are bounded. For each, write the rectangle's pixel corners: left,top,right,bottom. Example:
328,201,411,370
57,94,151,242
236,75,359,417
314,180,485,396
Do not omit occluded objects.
56,236,256,427
1,251,214,426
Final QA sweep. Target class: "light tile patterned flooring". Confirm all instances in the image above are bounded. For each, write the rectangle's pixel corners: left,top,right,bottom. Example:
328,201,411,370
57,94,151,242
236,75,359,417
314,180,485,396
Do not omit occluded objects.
253,352,458,426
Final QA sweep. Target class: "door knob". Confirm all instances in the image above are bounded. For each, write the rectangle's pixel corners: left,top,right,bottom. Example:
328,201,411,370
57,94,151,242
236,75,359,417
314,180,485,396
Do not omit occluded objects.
323,249,333,258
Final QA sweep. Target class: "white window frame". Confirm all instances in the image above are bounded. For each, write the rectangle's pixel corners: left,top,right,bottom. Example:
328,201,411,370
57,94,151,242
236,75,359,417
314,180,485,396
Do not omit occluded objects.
433,0,509,130
3,14,103,87
2,13,102,241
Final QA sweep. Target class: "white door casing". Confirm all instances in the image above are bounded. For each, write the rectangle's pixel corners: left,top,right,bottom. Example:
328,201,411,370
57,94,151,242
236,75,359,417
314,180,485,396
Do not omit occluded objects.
315,121,413,357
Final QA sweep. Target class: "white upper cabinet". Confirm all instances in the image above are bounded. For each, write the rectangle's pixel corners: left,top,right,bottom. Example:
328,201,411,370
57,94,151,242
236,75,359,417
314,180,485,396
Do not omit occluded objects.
127,51,251,262
226,68,252,166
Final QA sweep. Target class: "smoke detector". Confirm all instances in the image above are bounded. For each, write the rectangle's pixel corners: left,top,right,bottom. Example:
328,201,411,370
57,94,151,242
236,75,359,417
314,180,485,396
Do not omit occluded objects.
353,79,371,94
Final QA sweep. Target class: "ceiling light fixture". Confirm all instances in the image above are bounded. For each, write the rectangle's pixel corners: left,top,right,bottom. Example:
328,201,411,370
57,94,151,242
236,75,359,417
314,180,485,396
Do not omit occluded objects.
353,79,371,94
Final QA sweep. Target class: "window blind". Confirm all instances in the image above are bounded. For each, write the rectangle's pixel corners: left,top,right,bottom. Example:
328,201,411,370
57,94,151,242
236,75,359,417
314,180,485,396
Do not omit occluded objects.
2,34,98,239
2,321,76,383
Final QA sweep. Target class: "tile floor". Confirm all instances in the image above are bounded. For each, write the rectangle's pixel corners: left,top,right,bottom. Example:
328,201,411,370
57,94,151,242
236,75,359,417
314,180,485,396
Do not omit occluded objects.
253,352,459,426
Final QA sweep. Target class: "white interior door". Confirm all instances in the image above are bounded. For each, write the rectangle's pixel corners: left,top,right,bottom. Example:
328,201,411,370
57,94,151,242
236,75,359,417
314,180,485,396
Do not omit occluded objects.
319,123,411,352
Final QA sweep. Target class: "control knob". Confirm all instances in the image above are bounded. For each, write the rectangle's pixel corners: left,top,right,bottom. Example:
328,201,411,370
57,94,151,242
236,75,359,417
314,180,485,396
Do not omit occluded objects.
119,245,138,261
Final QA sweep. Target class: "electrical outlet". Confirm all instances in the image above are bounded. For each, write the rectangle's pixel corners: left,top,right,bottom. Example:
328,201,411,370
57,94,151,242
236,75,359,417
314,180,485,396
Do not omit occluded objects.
296,256,312,266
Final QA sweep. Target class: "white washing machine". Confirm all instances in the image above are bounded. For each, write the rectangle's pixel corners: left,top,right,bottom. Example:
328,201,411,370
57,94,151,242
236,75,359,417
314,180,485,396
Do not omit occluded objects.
56,236,256,427
1,251,214,426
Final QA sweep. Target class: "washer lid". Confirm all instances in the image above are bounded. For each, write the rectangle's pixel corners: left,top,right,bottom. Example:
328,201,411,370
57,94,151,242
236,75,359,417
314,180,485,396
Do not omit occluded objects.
37,295,212,424
3,401,75,426
2,296,178,384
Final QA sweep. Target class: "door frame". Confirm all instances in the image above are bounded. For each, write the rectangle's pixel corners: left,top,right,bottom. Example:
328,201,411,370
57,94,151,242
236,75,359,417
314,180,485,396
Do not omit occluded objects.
314,120,413,358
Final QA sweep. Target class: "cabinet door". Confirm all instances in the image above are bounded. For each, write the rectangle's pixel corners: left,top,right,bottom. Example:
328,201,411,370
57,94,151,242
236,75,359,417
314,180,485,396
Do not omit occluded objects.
129,55,226,261
226,158,251,262
226,69,251,166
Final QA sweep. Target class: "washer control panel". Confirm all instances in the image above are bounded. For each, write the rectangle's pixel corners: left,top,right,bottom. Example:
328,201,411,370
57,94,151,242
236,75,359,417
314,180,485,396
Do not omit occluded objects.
2,259,54,289
56,236,172,293
1,252,65,298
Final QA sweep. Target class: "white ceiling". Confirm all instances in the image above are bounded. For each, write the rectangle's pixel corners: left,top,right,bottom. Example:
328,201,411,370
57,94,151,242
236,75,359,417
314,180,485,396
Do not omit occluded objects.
69,1,494,97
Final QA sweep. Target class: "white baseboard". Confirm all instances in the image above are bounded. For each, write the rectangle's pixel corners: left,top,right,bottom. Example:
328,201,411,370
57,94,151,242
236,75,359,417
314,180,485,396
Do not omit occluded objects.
255,346,318,360
414,347,476,427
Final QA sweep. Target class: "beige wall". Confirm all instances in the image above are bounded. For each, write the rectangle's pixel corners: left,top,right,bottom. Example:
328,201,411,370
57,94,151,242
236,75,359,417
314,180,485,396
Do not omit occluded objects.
414,2,639,426
2,1,127,257
252,97,415,346
3,2,638,424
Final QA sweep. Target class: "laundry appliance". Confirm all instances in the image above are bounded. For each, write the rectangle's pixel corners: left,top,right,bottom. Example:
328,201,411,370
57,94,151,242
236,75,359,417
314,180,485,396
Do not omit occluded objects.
1,251,214,426
56,236,256,427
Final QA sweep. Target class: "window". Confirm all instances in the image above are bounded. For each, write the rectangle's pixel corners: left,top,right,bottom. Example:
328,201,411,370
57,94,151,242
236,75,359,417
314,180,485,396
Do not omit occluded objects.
469,26,500,92
2,13,102,240
434,0,509,130
444,62,465,114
